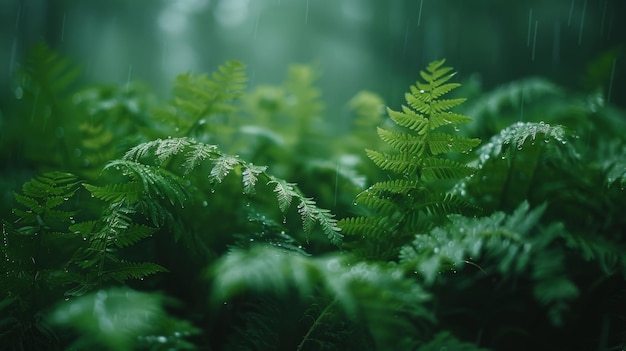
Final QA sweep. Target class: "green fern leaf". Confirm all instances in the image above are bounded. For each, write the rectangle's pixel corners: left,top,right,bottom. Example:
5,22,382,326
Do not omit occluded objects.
155,137,192,164
103,261,168,283
268,179,297,213
182,143,218,174
242,164,267,195
338,216,392,239
113,224,157,248
105,160,187,208
427,133,481,155
377,128,427,155
297,197,317,234
421,158,475,181
387,106,429,134
123,139,161,162
83,182,142,203
365,149,418,175
315,209,343,245
209,155,240,183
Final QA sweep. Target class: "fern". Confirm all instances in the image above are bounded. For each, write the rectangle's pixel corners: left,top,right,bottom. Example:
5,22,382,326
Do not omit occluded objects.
241,164,267,194
457,121,575,212
48,287,199,351
119,137,343,245
209,245,432,350
340,59,480,259
399,201,579,325
269,178,297,212
153,61,247,138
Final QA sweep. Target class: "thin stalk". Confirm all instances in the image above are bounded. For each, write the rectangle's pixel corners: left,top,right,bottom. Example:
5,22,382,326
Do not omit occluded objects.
297,299,337,351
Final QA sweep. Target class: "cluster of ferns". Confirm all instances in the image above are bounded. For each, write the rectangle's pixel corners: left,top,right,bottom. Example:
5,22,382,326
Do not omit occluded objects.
1,44,625,351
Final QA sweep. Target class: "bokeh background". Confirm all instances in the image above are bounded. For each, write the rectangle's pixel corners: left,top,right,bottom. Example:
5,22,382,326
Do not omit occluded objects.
1,0,624,119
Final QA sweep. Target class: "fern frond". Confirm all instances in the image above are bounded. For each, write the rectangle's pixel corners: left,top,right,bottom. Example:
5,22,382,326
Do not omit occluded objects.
83,182,142,203
182,142,218,174
209,155,240,183
387,106,429,134
242,164,268,195
298,197,317,234
210,245,432,348
105,160,187,207
103,261,168,283
345,60,479,259
268,178,297,213
12,172,80,226
475,121,568,166
421,158,475,181
338,216,392,239
112,224,157,248
365,149,417,175
377,128,427,155
561,232,626,276
123,139,162,162
155,137,192,164
315,209,343,246
427,133,480,155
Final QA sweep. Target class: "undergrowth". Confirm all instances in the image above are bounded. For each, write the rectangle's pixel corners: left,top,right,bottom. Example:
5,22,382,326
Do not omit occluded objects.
1,43,625,351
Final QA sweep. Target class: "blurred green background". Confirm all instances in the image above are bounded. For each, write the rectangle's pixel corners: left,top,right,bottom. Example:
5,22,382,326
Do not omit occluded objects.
2,0,624,120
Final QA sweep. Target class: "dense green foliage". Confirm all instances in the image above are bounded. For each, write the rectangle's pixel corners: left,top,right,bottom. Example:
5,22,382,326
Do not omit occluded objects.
1,44,625,350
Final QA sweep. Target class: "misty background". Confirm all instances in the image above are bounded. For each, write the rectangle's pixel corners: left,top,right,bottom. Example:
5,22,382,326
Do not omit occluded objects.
1,0,624,120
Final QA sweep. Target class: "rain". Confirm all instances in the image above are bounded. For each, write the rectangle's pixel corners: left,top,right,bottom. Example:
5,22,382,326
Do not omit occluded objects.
1,1,625,350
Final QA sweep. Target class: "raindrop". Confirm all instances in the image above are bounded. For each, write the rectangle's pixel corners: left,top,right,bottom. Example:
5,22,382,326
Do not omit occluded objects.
202,200,208,207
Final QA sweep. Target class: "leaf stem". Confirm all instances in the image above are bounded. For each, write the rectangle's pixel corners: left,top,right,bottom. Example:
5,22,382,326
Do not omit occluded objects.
297,299,337,351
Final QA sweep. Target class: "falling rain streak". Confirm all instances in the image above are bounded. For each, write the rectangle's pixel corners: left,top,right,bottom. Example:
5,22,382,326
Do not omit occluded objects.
61,12,66,42
607,58,616,103
578,0,587,45
417,0,424,26
305,0,310,24
567,0,575,26
9,5,22,76
527,8,532,47
253,14,260,39
600,1,608,36
334,163,340,207
531,21,538,61
126,64,133,92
